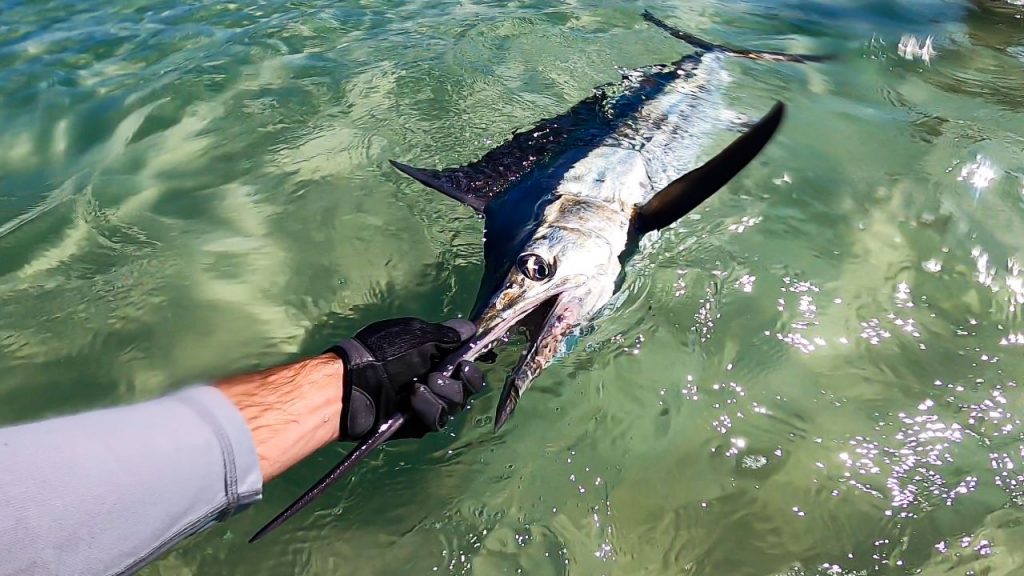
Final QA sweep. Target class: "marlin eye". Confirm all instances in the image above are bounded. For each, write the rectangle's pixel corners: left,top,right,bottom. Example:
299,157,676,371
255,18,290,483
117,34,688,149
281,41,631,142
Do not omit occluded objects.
517,252,554,282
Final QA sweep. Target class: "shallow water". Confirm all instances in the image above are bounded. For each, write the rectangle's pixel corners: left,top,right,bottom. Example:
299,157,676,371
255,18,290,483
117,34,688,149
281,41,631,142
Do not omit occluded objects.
2,0,1024,574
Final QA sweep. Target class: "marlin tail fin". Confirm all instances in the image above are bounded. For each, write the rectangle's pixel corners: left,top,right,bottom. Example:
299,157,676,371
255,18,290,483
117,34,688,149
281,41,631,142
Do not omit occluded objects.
642,10,830,63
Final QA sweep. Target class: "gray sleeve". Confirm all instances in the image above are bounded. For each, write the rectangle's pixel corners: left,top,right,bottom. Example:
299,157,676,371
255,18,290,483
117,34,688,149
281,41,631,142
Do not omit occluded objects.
0,386,263,576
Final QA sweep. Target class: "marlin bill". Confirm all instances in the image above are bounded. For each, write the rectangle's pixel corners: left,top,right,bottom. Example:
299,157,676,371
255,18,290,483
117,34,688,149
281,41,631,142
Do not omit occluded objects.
393,11,826,430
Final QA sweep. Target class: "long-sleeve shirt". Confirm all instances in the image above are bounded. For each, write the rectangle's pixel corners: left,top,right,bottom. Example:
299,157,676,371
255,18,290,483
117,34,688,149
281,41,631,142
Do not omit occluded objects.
0,386,262,575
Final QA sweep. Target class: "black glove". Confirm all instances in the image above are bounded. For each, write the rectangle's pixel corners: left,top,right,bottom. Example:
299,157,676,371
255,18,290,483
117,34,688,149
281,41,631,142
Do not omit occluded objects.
328,317,485,441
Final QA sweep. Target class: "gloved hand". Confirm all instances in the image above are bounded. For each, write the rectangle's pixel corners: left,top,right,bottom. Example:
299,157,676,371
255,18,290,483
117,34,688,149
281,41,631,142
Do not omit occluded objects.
327,317,484,441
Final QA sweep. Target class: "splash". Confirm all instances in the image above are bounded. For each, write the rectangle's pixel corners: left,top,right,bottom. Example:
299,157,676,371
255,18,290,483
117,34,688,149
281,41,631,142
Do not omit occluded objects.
897,34,936,63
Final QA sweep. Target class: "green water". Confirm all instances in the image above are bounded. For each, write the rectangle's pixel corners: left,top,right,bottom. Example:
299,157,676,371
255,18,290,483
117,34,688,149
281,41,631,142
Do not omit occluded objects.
3,0,1024,574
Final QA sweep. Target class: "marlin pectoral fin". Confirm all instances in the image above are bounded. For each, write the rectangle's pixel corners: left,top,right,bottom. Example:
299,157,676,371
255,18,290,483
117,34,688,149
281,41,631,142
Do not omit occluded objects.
634,101,785,235
642,11,831,63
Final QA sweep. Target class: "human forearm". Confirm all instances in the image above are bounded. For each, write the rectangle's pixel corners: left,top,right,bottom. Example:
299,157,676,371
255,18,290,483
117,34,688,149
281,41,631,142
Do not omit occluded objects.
0,387,262,575
215,353,344,483
0,317,480,576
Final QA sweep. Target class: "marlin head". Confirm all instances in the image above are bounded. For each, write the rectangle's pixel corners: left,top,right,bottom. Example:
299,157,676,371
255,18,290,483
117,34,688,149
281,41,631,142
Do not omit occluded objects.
470,196,629,430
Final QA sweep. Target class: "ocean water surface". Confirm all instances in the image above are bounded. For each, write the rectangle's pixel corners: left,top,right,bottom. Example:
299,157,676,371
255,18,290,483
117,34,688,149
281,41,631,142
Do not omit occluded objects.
2,0,1024,574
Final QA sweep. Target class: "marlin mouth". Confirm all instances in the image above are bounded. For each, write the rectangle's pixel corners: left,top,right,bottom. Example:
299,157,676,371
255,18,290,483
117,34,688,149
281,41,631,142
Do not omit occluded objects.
493,291,581,430
457,292,566,368
440,281,584,430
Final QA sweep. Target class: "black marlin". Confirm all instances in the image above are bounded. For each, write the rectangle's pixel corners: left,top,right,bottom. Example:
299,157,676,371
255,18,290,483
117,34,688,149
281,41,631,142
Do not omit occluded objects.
250,11,824,542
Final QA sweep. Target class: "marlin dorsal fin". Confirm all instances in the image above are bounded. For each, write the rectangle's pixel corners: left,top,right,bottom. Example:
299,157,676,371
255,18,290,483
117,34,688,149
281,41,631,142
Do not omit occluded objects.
634,101,785,235
390,90,614,213
390,160,490,212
